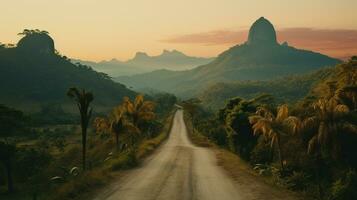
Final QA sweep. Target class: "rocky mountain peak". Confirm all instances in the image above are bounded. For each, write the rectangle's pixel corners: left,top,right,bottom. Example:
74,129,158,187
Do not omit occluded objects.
247,17,278,46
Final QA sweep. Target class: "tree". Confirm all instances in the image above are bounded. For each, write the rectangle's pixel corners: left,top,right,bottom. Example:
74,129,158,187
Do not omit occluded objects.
18,29,49,36
67,87,93,170
122,95,155,129
249,104,294,171
219,97,257,159
182,98,201,129
0,105,29,193
0,141,16,193
0,104,26,139
94,106,138,150
284,98,356,199
303,99,353,160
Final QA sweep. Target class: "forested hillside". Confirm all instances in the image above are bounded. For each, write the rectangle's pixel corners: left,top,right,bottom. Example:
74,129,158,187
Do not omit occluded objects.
185,57,357,200
199,68,333,110
0,30,136,112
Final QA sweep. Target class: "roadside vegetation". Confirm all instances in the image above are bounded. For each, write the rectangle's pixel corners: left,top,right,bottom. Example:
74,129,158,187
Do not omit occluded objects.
0,87,177,200
182,57,357,200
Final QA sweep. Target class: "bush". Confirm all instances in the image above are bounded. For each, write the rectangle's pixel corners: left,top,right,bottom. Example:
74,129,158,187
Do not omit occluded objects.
111,150,138,171
330,170,357,200
286,171,311,191
250,137,272,165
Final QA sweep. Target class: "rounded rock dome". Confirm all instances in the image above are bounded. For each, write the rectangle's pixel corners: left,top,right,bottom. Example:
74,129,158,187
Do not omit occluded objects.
17,32,55,55
247,17,277,46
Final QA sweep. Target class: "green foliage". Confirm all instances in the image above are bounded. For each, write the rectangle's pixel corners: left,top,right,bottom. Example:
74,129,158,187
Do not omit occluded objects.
190,58,357,199
30,104,76,125
250,137,272,165
329,170,357,200
14,148,52,181
151,93,177,116
111,149,138,170
286,171,311,191
196,119,227,146
200,68,332,109
0,104,27,138
218,95,274,160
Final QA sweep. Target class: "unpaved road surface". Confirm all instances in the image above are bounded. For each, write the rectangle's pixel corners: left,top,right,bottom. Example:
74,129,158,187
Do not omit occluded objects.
93,110,298,200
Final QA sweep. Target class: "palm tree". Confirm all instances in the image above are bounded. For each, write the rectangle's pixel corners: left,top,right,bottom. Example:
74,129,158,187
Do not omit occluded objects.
249,104,293,171
303,99,352,159
284,98,353,199
67,87,93,170
93,106,138,150
109,105,139,149
122,95,155,129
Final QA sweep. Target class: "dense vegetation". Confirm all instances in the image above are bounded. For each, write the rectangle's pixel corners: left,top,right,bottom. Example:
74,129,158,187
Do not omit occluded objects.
0,30,135,112
0,87,177,199
0,29,180,199
199,68,333,109
185,58,357,200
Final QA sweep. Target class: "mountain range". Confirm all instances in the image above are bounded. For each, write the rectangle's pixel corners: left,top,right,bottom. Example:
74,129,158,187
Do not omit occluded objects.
115,17,341,97
73,50,214,77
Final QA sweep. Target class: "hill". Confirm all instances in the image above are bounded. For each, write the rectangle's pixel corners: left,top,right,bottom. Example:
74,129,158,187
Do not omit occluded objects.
115,17,340,97
73,49,214,77
0,30,136,112
199,68,333,110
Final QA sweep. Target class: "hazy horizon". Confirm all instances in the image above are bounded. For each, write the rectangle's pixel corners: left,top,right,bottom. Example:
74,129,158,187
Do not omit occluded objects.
2,0,357,61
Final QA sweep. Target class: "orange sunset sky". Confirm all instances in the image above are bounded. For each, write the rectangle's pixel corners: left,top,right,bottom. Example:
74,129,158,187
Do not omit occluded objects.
1,0,357,61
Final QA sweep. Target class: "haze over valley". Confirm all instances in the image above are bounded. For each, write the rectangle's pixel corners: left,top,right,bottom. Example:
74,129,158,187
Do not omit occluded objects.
73,50,214,76
116,17,340,97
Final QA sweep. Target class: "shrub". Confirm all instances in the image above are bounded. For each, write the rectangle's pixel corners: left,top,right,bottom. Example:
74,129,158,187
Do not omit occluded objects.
286,171,310,191
330,170,357,200
111,150,138,171
250,137,272,165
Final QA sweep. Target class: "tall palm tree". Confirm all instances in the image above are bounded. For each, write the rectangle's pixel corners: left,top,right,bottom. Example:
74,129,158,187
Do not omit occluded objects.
122,95,155,128
67,87,93,170
302,99,352,159
249,104,293,171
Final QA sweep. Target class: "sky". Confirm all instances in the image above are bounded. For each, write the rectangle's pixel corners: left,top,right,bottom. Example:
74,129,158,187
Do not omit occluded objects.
1,0,357,61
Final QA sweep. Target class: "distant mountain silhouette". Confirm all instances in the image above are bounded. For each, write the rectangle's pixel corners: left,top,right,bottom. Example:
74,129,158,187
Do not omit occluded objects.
73,50,214,76
0,30,136,112
115,17,341,97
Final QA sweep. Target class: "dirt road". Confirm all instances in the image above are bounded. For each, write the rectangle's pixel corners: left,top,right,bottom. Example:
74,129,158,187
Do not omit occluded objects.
93,110,298,200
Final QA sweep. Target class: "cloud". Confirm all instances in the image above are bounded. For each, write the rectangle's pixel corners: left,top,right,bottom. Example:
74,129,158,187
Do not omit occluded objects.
161,28,357,59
